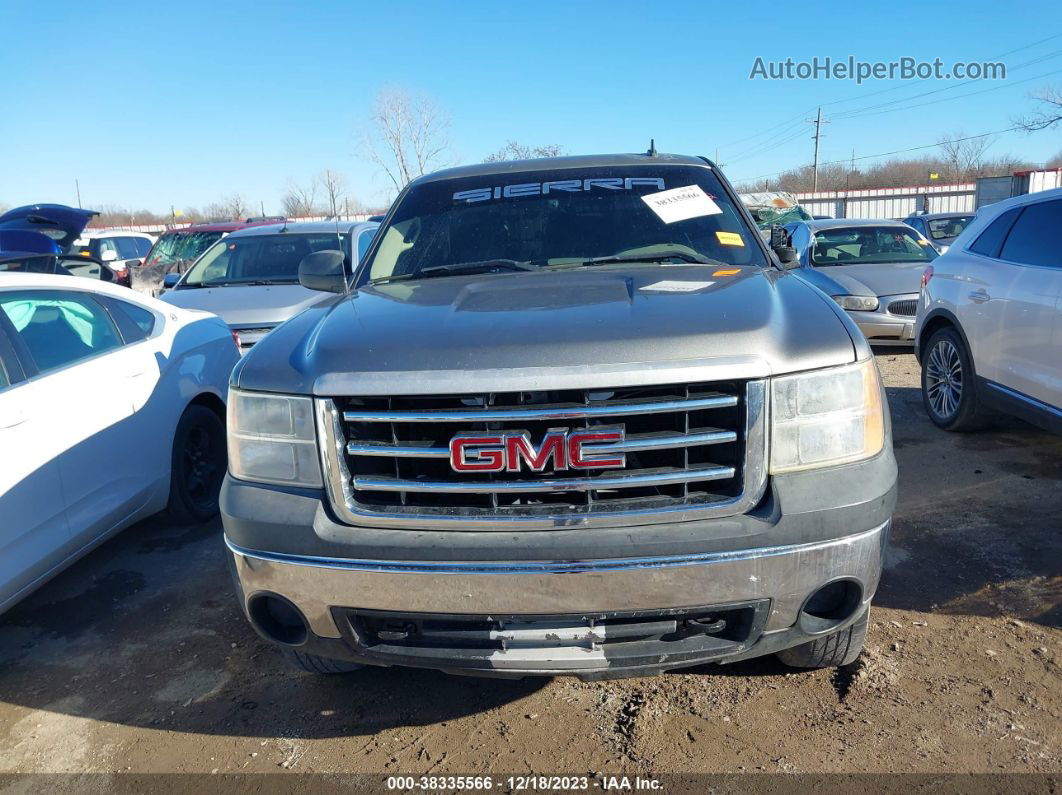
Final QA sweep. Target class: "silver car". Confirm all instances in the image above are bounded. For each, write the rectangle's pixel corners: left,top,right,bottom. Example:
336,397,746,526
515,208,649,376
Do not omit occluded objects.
160,220,378,352
784,218,938,346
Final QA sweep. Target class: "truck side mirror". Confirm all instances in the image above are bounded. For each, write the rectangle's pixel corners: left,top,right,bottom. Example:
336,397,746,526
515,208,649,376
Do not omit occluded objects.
768,225,799,266
162,272,180,289
298,250,348,293
774,245,798,265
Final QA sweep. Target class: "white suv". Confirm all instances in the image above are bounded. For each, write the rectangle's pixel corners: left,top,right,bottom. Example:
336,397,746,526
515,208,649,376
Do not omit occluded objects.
915,188,1061,433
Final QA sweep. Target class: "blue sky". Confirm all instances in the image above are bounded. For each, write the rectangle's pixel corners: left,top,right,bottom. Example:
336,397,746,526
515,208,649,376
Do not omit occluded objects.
2,0,1061,213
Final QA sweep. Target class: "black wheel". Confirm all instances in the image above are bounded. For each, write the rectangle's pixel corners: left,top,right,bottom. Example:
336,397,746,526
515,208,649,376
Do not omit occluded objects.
921,327,993,431
162,405,226,525
776,608,869,669
281,648,364,674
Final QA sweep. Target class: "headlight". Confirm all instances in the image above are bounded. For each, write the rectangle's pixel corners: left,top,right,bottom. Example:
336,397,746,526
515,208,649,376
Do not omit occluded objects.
227,389,322,487
770,359,885,474
832,295,879,311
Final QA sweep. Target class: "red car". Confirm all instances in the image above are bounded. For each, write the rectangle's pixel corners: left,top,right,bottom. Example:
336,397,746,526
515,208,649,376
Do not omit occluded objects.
132,219,283,296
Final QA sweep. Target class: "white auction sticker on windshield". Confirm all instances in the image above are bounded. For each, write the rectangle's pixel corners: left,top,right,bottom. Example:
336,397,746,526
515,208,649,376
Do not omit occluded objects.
641,184,723,224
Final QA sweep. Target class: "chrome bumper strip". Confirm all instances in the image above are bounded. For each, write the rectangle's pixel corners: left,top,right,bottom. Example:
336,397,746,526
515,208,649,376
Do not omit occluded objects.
341,394,737,423
225,523,882,575
351,465,736,494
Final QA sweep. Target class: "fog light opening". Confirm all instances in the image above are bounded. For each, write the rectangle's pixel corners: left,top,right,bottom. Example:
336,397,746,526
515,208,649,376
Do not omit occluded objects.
247,593,309,646
798,579,862,635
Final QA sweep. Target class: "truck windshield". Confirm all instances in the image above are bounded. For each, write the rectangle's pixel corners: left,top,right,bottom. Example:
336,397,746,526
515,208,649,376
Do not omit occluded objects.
181,233,349,287
359,165,767,284
143,232,224,269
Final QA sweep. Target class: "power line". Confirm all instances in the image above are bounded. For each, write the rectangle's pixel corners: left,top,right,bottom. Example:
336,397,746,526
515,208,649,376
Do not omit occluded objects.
718,32,1062,173
731,125,1025,185
724,117,811,162
832,67,1062,122
831,48,1062,121
819,32,1062,111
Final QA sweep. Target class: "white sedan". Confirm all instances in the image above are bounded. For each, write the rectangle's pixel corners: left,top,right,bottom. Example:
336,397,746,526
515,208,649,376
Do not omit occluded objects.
0,273,240,614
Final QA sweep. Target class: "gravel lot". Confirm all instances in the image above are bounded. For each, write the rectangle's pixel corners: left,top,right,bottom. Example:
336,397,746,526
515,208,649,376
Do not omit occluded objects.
1,350,1059,786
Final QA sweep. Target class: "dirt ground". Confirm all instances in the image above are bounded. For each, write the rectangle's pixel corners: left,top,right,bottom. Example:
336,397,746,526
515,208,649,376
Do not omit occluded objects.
1,351,1059,788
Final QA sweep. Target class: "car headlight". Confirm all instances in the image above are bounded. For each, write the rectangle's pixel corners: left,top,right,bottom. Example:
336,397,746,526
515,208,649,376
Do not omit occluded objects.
227,389,322,487
770,359,885,474
832,295,879,311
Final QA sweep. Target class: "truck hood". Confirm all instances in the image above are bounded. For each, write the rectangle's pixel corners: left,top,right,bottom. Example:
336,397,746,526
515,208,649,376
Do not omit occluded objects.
234,266,864,396
160,283,328,328
796,262,926,298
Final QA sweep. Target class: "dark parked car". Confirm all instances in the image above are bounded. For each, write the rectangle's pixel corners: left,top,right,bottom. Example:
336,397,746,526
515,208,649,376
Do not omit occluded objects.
902,212,974,253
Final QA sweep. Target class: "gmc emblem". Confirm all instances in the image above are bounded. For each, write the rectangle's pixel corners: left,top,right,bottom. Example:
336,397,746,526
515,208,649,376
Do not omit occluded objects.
449,429,626,473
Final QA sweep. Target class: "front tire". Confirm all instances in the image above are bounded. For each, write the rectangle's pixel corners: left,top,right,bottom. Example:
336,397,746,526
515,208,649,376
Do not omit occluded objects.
162,404,227,525
921,327,993,431
776,608,869,669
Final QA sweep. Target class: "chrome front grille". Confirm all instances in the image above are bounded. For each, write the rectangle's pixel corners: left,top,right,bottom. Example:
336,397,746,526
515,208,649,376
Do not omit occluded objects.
887,299,917,317
317,380,766,529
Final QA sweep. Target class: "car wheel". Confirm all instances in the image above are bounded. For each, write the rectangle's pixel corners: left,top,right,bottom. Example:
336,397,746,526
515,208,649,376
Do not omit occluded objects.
921,327,993,431
162,404,227,525
281,648,364,674
776,608,869,669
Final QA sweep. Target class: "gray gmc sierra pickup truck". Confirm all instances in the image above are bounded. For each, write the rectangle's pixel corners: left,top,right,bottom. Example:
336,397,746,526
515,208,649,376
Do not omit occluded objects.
222,153,896,679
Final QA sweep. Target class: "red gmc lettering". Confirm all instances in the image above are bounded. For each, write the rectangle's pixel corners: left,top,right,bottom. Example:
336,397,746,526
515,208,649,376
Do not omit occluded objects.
568,430,625,469
449,430,626,473
450,435,505,472
505,432,566,472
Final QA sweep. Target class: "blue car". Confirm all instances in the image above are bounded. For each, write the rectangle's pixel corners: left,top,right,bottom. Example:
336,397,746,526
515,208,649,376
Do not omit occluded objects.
782,218,938,347
0,204,113,281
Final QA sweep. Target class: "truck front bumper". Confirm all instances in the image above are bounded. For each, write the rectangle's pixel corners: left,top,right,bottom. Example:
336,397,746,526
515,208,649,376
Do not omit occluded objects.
226,521,886,678
223,446,895,678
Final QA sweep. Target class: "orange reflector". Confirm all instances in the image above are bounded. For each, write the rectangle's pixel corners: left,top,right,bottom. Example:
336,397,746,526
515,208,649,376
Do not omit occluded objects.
712,268,741,276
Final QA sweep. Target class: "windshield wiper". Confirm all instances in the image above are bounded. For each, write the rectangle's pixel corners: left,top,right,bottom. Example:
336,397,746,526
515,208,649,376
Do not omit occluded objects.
565,252,722,268
417,259,537,278
243,278,298,285
370,259,537,285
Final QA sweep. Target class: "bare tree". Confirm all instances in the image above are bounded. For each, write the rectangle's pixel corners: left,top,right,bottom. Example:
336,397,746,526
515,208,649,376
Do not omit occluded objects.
1016,84,1062,132
318,169,347,217
1047,148,1062,169
937,132,994,180
202,200,239,222
281,178,320,217
484,141,565,162
212,194,248,220
362,87,450,193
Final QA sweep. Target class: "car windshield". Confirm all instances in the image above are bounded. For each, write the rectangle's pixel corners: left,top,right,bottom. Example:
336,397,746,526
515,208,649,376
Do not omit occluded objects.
182,232,349,287
144,231,224,268
358,164,767,285
811,226,938,266
927,216,973,240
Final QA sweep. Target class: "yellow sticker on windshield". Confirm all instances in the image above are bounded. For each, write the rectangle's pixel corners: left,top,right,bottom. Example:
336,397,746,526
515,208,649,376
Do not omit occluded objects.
917,239,931,246
716,231,745,247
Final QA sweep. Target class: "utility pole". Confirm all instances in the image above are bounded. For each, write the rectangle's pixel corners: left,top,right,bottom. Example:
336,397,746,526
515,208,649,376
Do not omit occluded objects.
807,107,829,191
75,179,82,208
